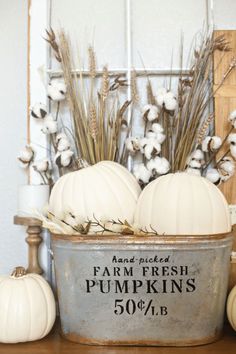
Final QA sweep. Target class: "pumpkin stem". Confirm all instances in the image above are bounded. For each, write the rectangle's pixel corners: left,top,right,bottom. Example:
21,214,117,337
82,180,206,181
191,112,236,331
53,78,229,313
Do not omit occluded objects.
77,158,90,170
11,266,27,278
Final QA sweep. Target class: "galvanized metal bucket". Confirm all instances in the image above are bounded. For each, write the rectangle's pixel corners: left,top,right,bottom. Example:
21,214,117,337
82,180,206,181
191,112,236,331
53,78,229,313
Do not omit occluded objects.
51,233,233,346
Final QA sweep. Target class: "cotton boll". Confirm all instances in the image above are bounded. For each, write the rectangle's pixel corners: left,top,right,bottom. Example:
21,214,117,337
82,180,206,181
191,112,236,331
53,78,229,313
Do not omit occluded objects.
220,174,231,182
45,114,56,121
139,137,148,153
155,132,166,144
143,139,161,160
218,157,235,181
228,133,236,145
230,145,236,159
56,133,68,143
164,98,177,111
57,137,71,152
221,157,235,173
57,138,70,151
229,109,236,120
188,159,202,169
147,107,159,121
156,88,167,106
125,137,140,153
206,168,221,185
158,90,177,111
143,144,155,160
186,149,204,168
164,91,175,100
55,150,74,168
18,145,34,167
42,114,57,134
145,130,165,144
156,94,165,106
186,167,201,176
202,137,211,152
133,164,151,184
147,156,170,175
142,104,152,115
146,159,156,172
56,133,71,151
146,131,156,139
152,123,164,134
47,80,67,101
42,119,58,134
202,136,222,152
191,149,204,161
142,104,159,121
152,156,170,175
228,109,236,127
151,123,166,143
31,102,47,119
211,136,222,150
18,145,34,162
228,133,236,158
32,159,50,173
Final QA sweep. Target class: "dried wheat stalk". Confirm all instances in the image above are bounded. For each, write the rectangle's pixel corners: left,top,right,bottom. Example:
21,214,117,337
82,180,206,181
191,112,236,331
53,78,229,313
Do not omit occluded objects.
49,29,130,167
171,33,235,171
88,46,96,79
101,66,109,100
196,114,214,145
131,69,139,103
89,103,98,142
142,33,236,173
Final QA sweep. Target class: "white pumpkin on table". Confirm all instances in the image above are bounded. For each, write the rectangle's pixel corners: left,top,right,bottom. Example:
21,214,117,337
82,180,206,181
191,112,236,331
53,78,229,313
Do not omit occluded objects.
227,285,236,331
0,267,56,343
134,172,231,235
49,161,141,225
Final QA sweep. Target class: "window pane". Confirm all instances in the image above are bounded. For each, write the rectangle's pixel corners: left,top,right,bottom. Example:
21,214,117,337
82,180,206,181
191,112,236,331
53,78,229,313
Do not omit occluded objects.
51,0,126,69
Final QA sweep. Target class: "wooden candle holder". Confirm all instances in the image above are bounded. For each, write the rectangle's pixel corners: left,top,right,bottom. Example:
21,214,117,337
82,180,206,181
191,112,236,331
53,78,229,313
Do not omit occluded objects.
14,216,43,274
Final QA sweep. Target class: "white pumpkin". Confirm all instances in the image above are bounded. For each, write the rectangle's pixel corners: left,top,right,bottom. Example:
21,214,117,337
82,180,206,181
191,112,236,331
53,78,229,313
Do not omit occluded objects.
227,285,236,331
0,267,56,343
134,172,231,235
49,161,141,224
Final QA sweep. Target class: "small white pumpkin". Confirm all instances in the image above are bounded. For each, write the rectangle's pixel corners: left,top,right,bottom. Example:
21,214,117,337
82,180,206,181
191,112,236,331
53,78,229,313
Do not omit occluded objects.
0,267,56,343
49,161,141,224
227,285,236,331
134,172,231,235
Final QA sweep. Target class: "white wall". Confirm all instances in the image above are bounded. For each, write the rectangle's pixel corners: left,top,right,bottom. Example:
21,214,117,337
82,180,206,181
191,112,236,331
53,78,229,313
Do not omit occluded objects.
0,0,28,274
214,0,236,29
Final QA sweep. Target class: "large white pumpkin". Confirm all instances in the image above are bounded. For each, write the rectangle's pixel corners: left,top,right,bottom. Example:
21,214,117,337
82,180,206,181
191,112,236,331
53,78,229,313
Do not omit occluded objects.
134,172,231,235
227,285,236,331
49,161,141,223
0,267,56,343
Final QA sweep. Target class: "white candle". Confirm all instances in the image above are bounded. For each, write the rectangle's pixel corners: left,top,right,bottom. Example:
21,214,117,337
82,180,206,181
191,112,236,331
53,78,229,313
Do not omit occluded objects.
17,185,50,217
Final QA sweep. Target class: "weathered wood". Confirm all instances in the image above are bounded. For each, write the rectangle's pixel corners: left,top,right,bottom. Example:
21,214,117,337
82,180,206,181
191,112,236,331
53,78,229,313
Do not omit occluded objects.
214,85,236,97
14,216,43,274
214,30,236,204
14,216,42,227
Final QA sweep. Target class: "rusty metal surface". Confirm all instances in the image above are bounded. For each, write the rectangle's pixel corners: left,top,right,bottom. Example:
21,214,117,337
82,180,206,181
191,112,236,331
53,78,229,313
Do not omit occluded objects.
52,233,233,346
52,232,232,244
61,330,223,347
